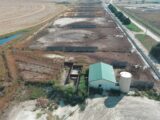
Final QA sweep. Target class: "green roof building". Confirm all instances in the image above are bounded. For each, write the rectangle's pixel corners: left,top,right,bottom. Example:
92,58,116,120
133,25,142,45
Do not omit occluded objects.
89,62,118,90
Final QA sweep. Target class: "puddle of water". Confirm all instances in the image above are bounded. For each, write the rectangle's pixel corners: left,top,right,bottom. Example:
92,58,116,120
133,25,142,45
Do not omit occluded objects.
0,33,22,45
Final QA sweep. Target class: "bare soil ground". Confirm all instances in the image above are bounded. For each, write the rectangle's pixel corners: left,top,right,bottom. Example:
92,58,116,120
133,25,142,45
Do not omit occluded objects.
29,25,131,52
5,96,160,120
63,52,154,81
0,0,66,35
14,51,64,83
5,51,18,81
26,3,154,83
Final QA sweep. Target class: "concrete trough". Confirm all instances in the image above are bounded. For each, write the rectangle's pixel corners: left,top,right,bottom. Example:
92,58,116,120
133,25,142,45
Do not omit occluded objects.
46,46,98,52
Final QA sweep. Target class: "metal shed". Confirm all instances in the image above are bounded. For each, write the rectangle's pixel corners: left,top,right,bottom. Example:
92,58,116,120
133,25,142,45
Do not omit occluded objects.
89,62,118,90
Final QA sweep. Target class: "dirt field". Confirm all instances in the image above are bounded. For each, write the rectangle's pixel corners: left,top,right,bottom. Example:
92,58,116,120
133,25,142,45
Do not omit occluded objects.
0,0,156,87
25,1,155,83
14,51,64,83
0,0,66,35
29,16,131,52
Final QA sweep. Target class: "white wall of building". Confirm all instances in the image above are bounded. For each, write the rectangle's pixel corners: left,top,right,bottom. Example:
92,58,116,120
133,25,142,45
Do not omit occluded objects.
89,80,119,90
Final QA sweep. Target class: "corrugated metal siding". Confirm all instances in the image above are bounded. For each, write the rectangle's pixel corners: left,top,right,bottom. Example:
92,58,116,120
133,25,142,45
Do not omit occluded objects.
89,62,116,83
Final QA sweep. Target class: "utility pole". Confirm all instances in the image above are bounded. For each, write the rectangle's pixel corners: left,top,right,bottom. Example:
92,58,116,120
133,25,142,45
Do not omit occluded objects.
143,28,147,42
144,28,147,40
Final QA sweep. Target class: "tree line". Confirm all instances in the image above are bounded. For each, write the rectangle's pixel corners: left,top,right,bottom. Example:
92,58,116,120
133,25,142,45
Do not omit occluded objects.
108,4,131,25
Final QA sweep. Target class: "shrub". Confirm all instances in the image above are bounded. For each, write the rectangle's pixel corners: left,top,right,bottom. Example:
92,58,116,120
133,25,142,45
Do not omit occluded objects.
123,18,131,25
134,90,160,101
79,102,87,111
85,69,89,76
47,83,87,106
78,75,87,98
28,86,46,100
116,12,124,21
36,112,43,119
89,87,103,95
64,86,74,98
150,43,160,62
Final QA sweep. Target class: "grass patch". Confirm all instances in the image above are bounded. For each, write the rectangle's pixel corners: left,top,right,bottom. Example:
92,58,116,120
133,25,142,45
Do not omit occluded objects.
36,112,43,119
0,28,30,39
78,75,87,97
126,23,142,32
28,85,47,100
136,34,158,51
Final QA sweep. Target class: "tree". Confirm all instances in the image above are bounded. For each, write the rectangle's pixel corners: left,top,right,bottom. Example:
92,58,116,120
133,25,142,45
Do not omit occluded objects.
116,12,125,22
150,43,160,62
108,4,131,25
116,12,124,19
64,86,74,97
123,18,131,25
78,75,87,99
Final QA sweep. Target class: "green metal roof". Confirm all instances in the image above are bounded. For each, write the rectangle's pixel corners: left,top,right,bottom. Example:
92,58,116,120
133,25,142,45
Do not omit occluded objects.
89,62,116,83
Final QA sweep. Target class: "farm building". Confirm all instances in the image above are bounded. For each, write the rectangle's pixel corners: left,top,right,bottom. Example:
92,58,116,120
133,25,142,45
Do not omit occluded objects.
89,62,119,90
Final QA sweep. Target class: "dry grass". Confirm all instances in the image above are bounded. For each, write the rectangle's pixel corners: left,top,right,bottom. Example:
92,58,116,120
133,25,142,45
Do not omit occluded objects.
0,0,67,35
0,55,7,81
135,34,158,51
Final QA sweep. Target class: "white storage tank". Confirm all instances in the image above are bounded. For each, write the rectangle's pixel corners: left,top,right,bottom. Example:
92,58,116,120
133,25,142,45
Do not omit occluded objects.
119,71,132,93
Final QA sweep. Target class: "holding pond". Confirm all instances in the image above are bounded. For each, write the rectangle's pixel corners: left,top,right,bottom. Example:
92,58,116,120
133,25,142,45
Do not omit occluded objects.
0,33,22,45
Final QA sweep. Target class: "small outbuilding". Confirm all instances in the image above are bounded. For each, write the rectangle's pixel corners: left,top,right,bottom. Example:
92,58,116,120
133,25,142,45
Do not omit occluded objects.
89,62,118,90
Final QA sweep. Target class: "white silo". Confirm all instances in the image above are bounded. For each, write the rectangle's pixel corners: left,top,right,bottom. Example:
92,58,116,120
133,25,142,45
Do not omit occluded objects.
119,71,132,93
